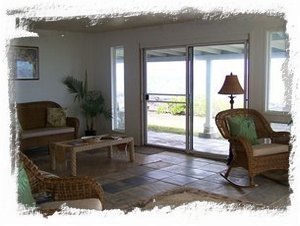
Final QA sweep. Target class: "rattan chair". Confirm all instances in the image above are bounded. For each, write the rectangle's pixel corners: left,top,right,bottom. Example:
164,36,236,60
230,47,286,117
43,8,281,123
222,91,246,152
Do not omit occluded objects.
215,108,290,187
19,152,105,215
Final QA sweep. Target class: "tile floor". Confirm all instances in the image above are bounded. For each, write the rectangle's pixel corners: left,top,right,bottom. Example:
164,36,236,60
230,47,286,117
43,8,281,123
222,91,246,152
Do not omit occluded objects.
26,146,291,211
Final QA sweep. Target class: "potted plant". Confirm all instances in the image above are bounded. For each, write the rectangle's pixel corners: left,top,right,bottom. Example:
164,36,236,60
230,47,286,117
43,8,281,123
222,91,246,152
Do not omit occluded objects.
63,71,111,136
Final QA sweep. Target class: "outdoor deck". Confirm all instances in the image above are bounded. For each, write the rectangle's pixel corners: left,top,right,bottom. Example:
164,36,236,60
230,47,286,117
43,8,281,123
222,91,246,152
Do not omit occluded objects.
148,131,229,158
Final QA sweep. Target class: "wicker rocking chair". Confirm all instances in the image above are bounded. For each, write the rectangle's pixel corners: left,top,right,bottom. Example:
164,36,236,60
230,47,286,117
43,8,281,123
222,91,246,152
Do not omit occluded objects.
19,152,105,215
215,108,290,187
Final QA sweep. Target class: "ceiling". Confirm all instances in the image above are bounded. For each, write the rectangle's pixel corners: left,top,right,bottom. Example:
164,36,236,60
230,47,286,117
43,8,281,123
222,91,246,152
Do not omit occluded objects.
7,1,286,35
13,10,285,34
20,12,223,33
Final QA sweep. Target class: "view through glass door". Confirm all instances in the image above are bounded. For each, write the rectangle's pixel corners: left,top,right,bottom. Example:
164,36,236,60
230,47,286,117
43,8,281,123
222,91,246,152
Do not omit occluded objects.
191,43,247,158
144,47,187,150
144,42,248,157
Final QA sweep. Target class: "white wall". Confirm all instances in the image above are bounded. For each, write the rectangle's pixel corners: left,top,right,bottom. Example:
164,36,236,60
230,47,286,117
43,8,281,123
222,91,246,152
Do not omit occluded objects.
12,14,287,144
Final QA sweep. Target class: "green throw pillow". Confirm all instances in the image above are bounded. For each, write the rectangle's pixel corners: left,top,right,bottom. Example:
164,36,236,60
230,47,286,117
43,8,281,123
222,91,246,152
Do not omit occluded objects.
228,116,259,145
18,164,35,207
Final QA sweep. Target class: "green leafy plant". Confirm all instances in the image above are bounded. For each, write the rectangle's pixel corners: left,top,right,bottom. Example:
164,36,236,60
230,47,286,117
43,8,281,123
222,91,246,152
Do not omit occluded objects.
156,97,186,115
63,70,111,132
157,105,169,114
169,102,185,115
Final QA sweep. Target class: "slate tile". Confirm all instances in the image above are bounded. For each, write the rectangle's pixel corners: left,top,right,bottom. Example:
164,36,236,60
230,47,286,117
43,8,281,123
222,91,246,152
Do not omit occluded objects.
122,176,157,186
142,169,175,180
102,181,132,194
162,175,198,186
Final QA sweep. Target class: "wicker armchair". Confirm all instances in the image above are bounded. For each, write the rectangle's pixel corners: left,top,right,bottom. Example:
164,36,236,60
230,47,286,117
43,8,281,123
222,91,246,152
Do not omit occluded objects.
215,108,290,187
19,152,104,215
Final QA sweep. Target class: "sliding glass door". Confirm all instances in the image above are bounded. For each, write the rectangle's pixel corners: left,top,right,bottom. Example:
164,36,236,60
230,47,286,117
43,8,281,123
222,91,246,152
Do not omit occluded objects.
143,42,248,157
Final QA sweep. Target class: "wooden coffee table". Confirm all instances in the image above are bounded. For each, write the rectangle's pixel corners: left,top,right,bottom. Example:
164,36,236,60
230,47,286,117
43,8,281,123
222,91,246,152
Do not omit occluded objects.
49,135,135,176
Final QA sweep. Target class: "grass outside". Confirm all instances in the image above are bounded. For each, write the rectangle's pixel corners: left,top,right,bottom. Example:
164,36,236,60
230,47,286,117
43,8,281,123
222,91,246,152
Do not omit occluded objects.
148,125,185,134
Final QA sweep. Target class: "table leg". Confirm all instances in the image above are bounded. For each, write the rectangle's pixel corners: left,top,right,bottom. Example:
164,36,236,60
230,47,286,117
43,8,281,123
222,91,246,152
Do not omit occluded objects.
128,140,135,162
71,151,77,176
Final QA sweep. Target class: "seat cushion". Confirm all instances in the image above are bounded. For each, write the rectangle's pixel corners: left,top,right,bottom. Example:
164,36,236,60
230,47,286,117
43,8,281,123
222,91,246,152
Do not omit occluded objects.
228,116,259,145
252,143,289,156
38,198,102,211
21,127,75,139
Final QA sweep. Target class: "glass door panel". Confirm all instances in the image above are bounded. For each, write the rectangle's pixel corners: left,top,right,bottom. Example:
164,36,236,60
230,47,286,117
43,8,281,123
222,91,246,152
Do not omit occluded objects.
145,47,187,150
192,43,247,156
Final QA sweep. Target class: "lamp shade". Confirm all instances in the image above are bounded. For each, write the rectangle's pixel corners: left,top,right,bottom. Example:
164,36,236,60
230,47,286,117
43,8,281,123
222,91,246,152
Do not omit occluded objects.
218,73,244,95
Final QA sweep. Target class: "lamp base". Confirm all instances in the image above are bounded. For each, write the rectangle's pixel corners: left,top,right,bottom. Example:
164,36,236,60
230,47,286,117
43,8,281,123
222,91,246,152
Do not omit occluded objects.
229,94,236,109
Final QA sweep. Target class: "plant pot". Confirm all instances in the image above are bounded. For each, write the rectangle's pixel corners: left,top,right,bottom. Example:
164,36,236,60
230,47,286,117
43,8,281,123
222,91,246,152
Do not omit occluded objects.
85,130,97,136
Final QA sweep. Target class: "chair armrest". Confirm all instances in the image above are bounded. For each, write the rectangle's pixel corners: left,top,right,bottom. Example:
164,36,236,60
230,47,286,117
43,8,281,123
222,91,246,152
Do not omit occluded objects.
43,177,104,205
66,117,80,138
229,136,254,159
270,131,290,145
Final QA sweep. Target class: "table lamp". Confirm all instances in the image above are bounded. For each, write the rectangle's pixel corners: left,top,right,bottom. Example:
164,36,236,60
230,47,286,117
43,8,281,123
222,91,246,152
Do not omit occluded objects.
218,73,244,109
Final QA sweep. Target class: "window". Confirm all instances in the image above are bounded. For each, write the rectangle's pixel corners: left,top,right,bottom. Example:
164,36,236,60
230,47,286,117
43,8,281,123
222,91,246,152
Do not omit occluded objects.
266,31,290,112
111,46,125,132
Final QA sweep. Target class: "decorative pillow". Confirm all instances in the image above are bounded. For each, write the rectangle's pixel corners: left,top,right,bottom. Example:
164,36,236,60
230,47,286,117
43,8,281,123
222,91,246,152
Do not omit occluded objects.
18,164,35,207
47,108,67,127
228,116,259,145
